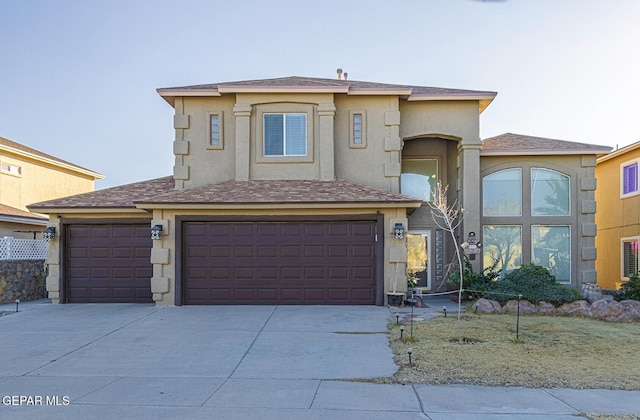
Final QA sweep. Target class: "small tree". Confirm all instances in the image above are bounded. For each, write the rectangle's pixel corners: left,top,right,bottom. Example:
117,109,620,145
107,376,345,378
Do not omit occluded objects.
427,181,465,342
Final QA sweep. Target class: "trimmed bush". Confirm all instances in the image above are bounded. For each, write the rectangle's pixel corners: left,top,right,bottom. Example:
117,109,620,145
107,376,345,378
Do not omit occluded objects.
618,272,640,301
484,264,580,307
447,255,500,299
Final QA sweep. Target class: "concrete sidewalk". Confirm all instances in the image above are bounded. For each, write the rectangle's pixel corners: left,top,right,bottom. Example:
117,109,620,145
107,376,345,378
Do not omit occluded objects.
0,299,638,419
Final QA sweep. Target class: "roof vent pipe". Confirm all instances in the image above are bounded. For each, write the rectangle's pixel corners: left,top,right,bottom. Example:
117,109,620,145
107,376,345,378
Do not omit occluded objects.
337,68,343,80
344,72,348,80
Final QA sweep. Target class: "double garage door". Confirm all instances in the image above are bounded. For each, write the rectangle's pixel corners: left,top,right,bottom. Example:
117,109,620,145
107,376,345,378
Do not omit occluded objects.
181,220,379,305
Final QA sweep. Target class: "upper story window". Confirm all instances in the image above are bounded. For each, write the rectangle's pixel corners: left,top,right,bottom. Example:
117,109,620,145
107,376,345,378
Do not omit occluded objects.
531,168,570,216
264,113,307,156
401,159,438,201
1,162,21,176
482,168,522,216
207,111,223,149
349,110,366,148
621,160,639,197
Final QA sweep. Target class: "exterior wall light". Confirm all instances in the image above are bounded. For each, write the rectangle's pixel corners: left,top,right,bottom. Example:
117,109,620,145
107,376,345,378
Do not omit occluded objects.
151,225,163,240
43,227,56,242
461,231,482,260
394,222,405,239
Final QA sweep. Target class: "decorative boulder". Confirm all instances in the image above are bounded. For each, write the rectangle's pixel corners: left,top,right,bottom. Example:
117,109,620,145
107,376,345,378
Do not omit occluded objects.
503,300,537,314
536,301,557,315
474,298,503,314
618,300,640,321
557,300,591,317
581,283,603,303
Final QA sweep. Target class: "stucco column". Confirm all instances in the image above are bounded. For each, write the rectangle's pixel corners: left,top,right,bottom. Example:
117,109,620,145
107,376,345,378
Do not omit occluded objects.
318,103,336,180
459,137,482,270
234,104,252,181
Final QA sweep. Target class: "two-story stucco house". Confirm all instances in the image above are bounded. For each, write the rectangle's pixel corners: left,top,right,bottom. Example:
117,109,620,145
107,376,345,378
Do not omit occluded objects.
0,136,103,238
595,141,640,290
29,76,610,306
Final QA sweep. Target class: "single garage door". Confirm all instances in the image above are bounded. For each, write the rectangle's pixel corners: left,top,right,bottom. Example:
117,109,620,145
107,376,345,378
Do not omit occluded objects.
182,220,378,305
65,223,153,303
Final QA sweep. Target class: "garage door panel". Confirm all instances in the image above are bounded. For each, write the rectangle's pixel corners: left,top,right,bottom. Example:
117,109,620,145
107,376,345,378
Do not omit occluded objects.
66,223,152,303
183,221,377,305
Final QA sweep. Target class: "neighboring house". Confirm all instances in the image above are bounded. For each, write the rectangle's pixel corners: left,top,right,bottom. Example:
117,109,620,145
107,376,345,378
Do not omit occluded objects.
0,136,103,238
594,141,640,290
28,75,609,306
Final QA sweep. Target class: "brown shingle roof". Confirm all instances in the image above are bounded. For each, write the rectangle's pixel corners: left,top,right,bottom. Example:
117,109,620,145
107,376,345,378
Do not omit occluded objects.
0,203,48,222
28,178,421,211
28,176,175,210
136,179,421,207
0,136,102,177
159,76,496,98
482,133,612,155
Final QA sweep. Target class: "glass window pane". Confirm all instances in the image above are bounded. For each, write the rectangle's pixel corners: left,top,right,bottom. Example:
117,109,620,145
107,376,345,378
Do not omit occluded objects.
483,225,522,275
623,163,638,195
264,114,284,156
531,168,570,216
532,225,571,283
353,114,362,144
401,159,438,201
285,114,306,155
210,115,220,146
623,240,639,277
482,169,522,216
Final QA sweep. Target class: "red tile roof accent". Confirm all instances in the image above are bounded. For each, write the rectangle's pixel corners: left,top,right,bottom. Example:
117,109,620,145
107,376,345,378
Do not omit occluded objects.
482,133,611,155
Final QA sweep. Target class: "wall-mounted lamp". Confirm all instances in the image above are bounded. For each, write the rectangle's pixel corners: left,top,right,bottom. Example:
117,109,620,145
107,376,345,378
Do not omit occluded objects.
461,231,482,260
43,227,56,242
151,225,163,240
394,222,405,239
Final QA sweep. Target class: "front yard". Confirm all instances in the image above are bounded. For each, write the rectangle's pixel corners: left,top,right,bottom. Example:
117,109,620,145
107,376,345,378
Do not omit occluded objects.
384,313,640,390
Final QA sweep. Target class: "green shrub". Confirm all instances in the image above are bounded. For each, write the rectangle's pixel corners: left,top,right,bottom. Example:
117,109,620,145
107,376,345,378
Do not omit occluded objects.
447,255,501,299
618,272,640,301
483,264,579,307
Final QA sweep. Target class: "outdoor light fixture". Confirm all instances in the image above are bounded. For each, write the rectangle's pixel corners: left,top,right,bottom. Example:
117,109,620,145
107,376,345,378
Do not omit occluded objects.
151,225,163,240
475,302,480,313
395,313,400,324
400,325,404,339
15,299,20,312
394,222,405,239
442,306,447,318
43,227,56,242
407,347,413,365
461,231,482,260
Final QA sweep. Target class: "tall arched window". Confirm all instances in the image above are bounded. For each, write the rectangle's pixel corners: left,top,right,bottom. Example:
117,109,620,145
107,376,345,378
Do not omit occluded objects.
531,168,570,216
482,168,522,216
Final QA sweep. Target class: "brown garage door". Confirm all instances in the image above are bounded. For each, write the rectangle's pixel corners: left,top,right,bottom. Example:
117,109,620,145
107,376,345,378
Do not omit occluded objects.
182,220,378,305
65,223,153,303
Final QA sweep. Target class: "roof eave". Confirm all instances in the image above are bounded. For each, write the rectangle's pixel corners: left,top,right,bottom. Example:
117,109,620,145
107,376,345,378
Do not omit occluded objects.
134,202,422,211
597,141,640,163
481,148,612,156
407,94,497,114
26,206,150,214
0,145,104,179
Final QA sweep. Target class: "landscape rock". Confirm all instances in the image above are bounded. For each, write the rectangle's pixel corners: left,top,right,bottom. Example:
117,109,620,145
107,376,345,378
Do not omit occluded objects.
589,299,627,322
475,298,503,314
581,283,604,303
556,300,591,317
536,301,557,315
503,299,537,314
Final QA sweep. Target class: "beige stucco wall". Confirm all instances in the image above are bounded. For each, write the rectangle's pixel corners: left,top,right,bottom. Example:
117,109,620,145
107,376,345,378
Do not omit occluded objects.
595,148,640,289
0,151,96,213
480,154,598,288
0,221,46,238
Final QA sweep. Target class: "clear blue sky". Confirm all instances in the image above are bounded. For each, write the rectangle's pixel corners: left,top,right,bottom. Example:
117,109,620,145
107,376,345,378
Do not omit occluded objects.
1,0,639,189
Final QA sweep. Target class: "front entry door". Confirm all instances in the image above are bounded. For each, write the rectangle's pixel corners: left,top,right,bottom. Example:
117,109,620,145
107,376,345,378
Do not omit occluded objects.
406,231,431,290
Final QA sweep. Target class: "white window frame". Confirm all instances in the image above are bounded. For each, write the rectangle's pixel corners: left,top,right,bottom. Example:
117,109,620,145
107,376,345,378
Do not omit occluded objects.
263,113,307,157
620,159,639,198
349,110,366,148
621,236,640,280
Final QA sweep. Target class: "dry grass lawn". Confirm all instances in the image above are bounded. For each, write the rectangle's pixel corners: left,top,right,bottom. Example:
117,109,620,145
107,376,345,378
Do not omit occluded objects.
383,313,640,390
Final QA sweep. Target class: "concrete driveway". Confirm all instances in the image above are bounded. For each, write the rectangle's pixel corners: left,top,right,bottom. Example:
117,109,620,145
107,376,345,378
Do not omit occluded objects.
2,300,640,419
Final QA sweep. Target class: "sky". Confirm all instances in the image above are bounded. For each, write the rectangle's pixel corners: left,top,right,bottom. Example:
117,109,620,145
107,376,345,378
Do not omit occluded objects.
1,0,639,189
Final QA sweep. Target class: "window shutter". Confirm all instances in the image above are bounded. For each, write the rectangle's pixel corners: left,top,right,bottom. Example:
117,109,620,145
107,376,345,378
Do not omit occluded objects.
623,163,638,195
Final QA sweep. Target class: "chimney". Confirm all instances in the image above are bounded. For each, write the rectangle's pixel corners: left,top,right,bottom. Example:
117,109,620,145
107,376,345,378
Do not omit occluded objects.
337,68,343,80
344,72,348,80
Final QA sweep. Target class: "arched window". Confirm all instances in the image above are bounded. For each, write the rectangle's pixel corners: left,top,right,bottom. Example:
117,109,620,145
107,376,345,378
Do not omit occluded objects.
531,168,570,216
482,168,522,216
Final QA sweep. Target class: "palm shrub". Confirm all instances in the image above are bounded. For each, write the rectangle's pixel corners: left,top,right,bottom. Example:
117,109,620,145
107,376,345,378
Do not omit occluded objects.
484,264,579,306
618,272,640,301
